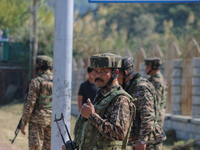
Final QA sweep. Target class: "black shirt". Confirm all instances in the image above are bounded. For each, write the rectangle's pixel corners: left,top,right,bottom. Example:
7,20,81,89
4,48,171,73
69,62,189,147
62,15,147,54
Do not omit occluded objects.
78,80,99,104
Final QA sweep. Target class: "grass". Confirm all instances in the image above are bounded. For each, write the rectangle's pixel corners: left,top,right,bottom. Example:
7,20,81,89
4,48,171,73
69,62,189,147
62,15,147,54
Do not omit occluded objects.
0,102,77,150
0,102,28,150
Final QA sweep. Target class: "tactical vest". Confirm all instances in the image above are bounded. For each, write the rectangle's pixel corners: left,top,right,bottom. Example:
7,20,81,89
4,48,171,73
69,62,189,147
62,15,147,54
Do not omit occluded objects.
35,73,53,109
159,73,168,111
127,74,158,122
149,72,167,127
74,87,136,150
126,73,159,143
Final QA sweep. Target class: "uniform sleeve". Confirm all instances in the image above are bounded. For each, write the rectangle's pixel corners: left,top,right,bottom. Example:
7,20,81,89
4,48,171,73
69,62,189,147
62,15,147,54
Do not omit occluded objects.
88,96,133,141
137,85,155,142
21,79,39,126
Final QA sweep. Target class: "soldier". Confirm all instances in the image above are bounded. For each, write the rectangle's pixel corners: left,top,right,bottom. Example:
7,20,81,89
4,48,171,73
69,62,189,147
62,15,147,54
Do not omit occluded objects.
21,55,53,150
145,57,168,128
118,56,166,150
62,53,135,150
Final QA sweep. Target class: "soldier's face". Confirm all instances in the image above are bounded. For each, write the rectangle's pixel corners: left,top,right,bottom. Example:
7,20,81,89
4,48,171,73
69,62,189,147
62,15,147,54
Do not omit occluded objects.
118,71,123,86
93,68,112,88
145,65,151,74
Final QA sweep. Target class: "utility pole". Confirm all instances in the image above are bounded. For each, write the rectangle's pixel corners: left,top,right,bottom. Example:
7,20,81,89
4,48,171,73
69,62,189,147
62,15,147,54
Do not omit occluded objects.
51,0,74,149
32,0,38,77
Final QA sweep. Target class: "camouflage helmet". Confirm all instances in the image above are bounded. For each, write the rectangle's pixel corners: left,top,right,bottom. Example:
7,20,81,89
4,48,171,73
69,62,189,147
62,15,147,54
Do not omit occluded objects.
90,53,122,68
145,57,162,67
120,56,134,70
36,55,53,67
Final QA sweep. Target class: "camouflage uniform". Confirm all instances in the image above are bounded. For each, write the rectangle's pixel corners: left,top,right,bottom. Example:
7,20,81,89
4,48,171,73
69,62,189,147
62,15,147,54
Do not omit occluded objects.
119,57,166,150
126,73,166,149
73,53,135,150
21,55,53,150
145,57,168,128
148,71,167,128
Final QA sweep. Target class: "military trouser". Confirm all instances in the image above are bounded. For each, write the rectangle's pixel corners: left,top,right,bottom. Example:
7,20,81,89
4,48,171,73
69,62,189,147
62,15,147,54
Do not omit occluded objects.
78,141,124,150
126,143,163,150
146,143,163,150
28,121,51,150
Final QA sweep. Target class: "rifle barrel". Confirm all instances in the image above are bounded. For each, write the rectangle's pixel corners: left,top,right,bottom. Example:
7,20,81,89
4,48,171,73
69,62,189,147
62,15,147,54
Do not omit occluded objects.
10,118,22,144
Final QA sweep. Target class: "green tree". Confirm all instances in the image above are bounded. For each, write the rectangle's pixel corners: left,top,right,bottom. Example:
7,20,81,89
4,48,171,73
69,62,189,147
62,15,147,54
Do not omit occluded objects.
0,0,29,34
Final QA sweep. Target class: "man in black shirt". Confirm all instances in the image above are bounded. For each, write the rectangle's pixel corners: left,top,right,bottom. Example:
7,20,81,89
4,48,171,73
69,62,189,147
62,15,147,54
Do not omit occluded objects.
77,67,99,112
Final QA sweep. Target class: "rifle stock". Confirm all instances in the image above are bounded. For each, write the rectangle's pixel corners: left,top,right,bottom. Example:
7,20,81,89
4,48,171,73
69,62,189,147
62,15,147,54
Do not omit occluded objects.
54,113,75,150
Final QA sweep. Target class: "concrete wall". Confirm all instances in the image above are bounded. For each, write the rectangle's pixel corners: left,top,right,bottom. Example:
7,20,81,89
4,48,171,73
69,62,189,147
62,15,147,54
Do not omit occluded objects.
171,60,182,115
162,58,200,141
192,58,200,118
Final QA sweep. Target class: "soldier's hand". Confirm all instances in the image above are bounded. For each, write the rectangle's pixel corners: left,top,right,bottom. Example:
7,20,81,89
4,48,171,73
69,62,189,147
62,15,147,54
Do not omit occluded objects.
81,98,95,119
135,140,146,150
62,145,67,150
21,125,26,135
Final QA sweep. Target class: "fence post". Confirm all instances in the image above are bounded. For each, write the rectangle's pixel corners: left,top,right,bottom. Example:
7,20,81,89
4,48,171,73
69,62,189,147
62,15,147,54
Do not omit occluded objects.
182,38,200,115
165,41,181,113
135,47,146,73
149,44,163,58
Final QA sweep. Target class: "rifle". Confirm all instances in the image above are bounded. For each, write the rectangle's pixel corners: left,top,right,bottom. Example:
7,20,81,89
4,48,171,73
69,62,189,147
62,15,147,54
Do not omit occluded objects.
9,118,22,144
54,113,75,150
10,86,29,144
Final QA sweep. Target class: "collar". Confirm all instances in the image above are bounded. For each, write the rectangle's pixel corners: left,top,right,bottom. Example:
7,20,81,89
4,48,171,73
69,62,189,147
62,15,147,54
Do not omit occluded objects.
149,71,161,80
37,69,52,76
124,72,141,90
101,81,120,97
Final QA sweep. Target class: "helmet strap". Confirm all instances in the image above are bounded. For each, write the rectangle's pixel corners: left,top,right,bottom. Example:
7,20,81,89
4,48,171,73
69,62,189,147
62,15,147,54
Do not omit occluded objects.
147,64,159,75
147,64,154,75
122,67,134,88
122,70,126,88
147,69,152,75
102,62,118,89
